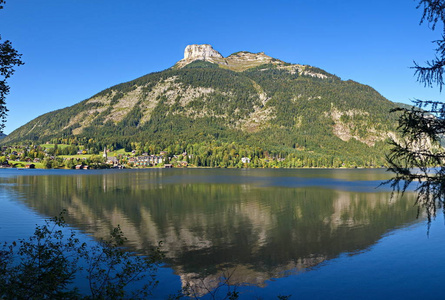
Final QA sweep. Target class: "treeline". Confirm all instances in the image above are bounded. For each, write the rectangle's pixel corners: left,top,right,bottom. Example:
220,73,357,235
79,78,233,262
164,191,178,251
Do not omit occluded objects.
169,140,386,168
19,136,388,168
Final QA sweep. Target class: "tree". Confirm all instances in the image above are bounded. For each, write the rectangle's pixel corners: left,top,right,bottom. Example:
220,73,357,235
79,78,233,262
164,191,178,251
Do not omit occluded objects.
387,0,445,221
0,213,84,299
0,210,162,299
0,0,24,133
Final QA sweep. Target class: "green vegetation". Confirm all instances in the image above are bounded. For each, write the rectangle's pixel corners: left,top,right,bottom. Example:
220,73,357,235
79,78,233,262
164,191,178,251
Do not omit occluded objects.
0,0,24,133
0,137,387,169
0,211,162,299
0,210,295,299
181,60,220,69
387,1,445,221
58,154,92,159
40,143,71,149
10,161,44,168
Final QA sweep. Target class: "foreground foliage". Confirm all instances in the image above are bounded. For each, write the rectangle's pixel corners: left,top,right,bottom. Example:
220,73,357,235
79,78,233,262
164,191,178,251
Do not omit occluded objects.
387,1,445,220
0,210,293,299
0,0,24,132
0,211,162,299
387,101,445,220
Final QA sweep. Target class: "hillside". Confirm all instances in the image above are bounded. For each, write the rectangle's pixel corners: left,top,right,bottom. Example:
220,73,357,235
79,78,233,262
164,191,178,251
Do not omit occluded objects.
2,44,400,167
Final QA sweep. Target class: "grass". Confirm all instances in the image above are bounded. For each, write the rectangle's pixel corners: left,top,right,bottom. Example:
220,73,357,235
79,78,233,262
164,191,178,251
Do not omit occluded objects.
39,144,132,158
106,149,132,157
11,161,45,169
39,144,71,149
58,148,132,159
58,154,92,159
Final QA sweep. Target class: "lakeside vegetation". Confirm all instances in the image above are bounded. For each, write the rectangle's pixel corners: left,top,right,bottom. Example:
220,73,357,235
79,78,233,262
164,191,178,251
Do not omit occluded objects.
0,136,389,169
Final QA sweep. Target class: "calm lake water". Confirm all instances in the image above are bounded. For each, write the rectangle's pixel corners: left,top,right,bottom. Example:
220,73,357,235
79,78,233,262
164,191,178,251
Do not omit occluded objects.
0,168,444,299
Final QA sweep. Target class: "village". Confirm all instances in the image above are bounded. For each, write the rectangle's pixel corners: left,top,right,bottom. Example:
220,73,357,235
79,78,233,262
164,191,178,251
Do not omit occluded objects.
0,144,182,169
0,139,306,169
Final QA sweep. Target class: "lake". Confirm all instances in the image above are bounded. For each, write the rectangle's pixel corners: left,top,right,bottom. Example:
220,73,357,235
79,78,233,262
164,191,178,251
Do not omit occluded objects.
0,168,444,299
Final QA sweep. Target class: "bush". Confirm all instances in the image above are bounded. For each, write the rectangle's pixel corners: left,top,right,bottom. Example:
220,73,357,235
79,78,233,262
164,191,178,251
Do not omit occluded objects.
0,210,162,299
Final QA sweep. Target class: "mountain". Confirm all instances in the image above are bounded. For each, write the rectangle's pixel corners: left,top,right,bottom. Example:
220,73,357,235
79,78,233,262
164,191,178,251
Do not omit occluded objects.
2,44,400,166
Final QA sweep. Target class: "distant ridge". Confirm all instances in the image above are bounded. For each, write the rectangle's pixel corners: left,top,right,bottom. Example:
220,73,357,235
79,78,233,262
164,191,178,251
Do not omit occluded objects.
2,44,400,166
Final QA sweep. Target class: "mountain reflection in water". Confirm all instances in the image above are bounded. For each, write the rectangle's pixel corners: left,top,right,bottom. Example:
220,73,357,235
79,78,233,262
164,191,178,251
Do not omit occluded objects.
1,169,420,296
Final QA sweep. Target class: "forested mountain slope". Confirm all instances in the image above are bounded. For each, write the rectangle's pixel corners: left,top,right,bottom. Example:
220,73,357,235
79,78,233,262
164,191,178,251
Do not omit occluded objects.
2,44,400,166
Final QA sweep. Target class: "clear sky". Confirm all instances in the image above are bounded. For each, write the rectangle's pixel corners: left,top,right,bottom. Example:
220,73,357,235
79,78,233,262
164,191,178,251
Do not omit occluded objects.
0,0,443,134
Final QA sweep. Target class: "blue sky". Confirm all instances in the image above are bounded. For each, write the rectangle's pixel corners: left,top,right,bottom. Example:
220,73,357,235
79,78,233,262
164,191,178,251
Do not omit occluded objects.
0,0,443,134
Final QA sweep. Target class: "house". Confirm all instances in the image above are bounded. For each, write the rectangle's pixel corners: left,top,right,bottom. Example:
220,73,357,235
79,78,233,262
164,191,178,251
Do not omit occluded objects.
25,164,35,169
0,161,11,168
177,161,188,167
134,155,164,167
107,156,118,166
75,165,83,170
241,157,251,164
164,164,173,168
135,156,149,167
149,155,163,165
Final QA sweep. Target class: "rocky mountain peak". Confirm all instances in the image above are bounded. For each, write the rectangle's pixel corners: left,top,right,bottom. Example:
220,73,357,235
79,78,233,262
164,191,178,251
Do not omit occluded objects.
175,44,226,68
227,51,272,62
183,44,223,61
175,44,281,71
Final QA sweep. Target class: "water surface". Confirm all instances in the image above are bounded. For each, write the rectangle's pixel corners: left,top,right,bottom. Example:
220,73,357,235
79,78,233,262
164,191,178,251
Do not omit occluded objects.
0,168,441,299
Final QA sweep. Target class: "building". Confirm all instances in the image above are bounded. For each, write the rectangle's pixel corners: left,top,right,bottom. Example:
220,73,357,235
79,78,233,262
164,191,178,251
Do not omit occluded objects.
134,155,164,167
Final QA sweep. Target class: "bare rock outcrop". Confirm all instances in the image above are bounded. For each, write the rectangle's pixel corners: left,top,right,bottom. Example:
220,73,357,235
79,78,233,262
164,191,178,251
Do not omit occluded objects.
176,44,226,68
183,44,223,61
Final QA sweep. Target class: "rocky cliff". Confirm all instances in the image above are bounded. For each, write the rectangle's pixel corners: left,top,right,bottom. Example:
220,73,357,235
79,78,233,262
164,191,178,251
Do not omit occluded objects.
183,44,223,61
175,44,290,71
176,44,226,68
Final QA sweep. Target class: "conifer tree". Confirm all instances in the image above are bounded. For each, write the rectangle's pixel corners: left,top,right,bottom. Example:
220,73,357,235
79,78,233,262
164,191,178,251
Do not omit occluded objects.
0,0,24,132
387,0,445,220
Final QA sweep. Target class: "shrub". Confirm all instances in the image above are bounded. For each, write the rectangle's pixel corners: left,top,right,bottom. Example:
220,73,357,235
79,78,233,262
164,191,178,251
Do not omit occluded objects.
0,210,162,299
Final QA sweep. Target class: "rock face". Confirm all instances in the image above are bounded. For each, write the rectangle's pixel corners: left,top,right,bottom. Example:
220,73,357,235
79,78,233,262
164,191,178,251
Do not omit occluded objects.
175,44,282,70
175,44,226,68
183,44,223,61
227,51,271,63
